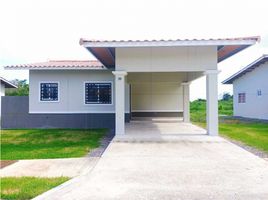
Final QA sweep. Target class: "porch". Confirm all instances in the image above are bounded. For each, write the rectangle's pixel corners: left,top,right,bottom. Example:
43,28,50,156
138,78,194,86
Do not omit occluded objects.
80,37,259,137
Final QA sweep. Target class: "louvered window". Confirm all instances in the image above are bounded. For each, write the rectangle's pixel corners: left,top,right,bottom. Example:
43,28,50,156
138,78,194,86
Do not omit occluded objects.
85,82,112,104
40,83,59,101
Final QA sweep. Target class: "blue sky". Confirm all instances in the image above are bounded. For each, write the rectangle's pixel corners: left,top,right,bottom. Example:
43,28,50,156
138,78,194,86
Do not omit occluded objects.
1,0,268,100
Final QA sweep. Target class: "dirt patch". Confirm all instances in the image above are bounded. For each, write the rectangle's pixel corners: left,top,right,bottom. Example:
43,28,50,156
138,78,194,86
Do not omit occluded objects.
0,160,17,169
2,188,20,195
88,130,114,157
220,116,268,124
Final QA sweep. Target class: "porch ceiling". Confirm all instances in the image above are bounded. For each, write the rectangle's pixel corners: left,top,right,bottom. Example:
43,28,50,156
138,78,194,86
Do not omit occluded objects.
80,36,260,68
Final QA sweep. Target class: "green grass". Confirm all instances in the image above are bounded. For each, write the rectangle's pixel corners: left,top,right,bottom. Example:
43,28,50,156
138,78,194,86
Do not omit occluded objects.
219,123,268,153
190,99,233,122
1,129,106,160
190,99,268,153
0,177,69,200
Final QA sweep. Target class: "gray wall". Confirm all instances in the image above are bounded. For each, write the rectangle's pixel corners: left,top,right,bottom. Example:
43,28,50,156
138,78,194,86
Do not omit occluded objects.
1,96,130,129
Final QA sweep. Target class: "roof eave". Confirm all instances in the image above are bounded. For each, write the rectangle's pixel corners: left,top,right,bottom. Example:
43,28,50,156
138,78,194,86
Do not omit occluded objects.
80,39,258,48
222,55,268,84
0,78,18,88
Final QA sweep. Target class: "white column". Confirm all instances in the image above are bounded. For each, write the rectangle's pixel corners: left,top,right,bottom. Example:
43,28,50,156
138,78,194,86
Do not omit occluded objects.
112,71,127,135
204,70,220,136
182,82,190,123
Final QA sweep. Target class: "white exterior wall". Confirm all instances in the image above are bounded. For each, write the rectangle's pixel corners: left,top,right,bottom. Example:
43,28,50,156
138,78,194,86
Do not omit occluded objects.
128,73,185,112
116,46,217,72
233,63,268,120
29,70,130,113
131,83,183,112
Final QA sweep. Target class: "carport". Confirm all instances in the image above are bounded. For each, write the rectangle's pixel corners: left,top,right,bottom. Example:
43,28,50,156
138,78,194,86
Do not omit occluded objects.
80,37,259,136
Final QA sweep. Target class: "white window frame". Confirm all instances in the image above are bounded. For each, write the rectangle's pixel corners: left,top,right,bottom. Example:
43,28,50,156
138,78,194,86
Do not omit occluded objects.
84,81,113,105
238,92,246,104
39,81,60,103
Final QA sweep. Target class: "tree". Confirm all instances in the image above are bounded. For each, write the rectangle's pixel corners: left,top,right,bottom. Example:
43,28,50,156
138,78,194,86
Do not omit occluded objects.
5,79,29,96
222,93,232,101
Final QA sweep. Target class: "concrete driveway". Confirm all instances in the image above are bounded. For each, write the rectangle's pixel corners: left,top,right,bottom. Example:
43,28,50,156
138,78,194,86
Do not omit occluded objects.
34,121,268,200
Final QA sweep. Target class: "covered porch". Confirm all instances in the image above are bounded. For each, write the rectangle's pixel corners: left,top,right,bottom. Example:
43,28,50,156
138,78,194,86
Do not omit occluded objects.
80,37,259,137
113,69,219,136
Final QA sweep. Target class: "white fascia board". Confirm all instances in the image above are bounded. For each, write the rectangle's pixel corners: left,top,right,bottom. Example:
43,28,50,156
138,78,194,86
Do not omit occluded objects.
81,39,257,48
0,77,17,88
222,55,268,84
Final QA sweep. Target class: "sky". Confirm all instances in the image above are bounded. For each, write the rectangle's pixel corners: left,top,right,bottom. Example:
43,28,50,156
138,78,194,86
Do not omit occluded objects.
1,0,268,100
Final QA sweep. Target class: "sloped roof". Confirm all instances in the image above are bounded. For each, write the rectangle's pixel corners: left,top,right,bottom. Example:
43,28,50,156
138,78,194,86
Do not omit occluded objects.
0,77,17,88
4,60,105,70
80,36,260,68
223,55,268,84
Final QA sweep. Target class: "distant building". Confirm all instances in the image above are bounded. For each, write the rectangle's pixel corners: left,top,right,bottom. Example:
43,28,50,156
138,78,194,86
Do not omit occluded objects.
223,55,268,120
0,77,17,120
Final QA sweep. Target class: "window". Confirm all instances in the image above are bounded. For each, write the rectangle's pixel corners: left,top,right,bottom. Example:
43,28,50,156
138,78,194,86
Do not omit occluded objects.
238,93,246,103
85,82,112,104
40,82,59,101
257,90,262,96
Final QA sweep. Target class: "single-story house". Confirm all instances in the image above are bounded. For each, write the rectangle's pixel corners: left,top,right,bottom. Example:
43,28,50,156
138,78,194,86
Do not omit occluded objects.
0,77,17,120
3,37,259,135
223,54,268,120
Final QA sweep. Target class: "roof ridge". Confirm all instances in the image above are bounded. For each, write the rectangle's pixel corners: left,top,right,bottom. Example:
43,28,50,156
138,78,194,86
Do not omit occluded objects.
4,60,105,70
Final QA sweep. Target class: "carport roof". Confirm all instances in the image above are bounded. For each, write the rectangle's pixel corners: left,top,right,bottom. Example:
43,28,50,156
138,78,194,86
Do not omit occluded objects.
80,36,260,68
222,54,268,84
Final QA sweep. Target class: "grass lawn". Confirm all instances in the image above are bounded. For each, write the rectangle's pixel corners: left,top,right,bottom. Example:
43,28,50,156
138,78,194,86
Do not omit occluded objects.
1,129,107,160
191,99,268,153
220,123,268,153
0,177,69,200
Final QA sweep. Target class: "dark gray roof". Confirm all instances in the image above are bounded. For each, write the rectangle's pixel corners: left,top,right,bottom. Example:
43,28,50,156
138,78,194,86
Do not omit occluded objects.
0,77,17,88
222,55,268,84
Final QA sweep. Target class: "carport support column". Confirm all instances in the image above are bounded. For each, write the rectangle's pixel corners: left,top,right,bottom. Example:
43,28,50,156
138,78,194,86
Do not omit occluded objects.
205,70,220,136
112,71,128,135
182,82,190,123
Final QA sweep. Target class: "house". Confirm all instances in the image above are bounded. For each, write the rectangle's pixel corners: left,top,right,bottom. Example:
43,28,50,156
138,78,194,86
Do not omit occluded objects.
223,55,268,120
3,37,259,135
0,77,17,121
0,77,17,96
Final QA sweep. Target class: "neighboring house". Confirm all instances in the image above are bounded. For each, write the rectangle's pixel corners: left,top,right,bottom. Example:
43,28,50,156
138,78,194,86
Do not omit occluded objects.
3,37,259,135
223,55,268,120
0,77,17,120
0,77,17,95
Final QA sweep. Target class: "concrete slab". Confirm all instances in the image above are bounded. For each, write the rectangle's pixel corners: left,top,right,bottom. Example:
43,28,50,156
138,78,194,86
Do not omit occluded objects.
115,119,209,142
126,117,207,135
0,157,98,178
34,138,268,200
